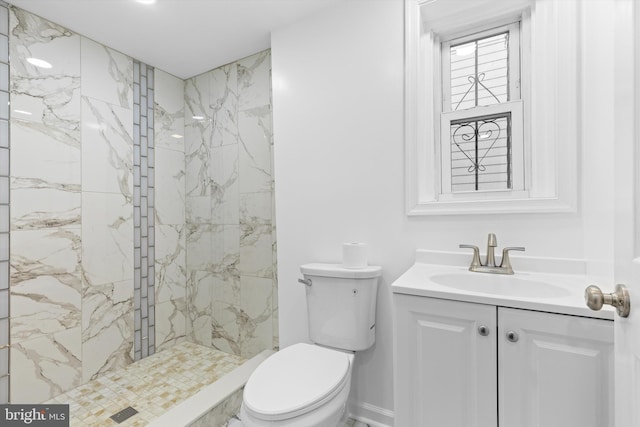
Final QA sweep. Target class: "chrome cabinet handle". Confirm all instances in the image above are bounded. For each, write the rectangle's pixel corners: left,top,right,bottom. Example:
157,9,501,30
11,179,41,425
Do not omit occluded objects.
585,284,630,318
478,325,490,336
506,330,519,342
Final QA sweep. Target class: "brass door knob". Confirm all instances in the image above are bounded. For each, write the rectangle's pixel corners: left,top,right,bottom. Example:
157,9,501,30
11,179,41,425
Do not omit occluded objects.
585,284,630,318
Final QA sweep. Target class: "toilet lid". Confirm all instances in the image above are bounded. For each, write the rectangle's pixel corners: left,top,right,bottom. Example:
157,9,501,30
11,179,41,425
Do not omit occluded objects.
243,343,351,421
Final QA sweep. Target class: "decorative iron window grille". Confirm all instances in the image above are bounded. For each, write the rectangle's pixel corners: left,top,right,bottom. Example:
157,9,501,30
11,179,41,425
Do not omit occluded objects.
450,113,511,192
450,32,509,111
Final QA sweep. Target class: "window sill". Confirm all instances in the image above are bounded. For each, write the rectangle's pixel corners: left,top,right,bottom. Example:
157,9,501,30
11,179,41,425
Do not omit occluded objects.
407,196,576,216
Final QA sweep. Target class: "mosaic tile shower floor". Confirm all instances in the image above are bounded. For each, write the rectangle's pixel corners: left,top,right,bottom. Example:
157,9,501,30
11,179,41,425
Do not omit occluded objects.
45,342,245,426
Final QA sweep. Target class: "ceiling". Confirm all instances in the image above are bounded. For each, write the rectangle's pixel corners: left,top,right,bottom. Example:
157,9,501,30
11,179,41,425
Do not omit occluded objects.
6,0,347,79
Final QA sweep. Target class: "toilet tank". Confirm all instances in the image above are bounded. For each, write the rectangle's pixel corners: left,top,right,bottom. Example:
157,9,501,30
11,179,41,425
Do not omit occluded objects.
300,263,382,352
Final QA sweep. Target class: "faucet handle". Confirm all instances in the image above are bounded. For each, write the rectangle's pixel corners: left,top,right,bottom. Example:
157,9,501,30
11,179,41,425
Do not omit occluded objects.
500,247,525,274
460,244,482,269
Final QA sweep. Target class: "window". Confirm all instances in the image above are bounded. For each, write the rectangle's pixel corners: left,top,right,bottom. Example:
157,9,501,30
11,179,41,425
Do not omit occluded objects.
440,22,524,199
405,0,578,215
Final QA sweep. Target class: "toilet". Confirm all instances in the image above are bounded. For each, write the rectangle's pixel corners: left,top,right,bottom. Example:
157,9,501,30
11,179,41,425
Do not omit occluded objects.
239,263,382,427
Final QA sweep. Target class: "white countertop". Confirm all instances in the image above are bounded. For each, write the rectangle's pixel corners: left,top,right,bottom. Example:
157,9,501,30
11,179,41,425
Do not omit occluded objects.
392,261,615,321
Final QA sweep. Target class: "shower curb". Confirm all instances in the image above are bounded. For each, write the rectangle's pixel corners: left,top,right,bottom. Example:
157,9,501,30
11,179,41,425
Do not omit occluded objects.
148,349,274,427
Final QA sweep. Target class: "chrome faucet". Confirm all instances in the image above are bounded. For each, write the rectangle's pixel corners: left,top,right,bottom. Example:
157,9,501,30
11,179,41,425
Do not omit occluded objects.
460,233,525,275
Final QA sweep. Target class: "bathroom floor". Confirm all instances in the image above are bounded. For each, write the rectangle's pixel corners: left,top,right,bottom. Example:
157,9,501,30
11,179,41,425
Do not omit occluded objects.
45,342,245,426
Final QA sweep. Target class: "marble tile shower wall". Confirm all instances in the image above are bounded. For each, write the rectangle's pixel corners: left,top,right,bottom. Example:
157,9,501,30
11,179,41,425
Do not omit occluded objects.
7,7,187,403
10,7,83,403
184,50,277,358
154,69,187,352
5,5,275,405
0,1,8,405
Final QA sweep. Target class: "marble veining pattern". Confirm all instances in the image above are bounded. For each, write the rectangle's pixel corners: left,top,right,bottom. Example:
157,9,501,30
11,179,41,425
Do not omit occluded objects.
80,36,133,110
186,269,213,347
155,147,185,226
81,96,133,200
81,192,133,287
154,69,185,153
155,224,186,303
237,51,271,110
238,107,273,194
155,299,186,351
79,26,135,385
185,74,212,198
10,327,82,404
185,50,276,359
8,5,83,403
154,69,187,353
10,228,81,342
239,192,273,278
209,63,239,148
0,3,8,403
81,280,134,383
10,182,80,230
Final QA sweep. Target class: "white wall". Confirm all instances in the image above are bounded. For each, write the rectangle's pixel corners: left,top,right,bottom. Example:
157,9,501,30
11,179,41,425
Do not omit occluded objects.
272,0,616,424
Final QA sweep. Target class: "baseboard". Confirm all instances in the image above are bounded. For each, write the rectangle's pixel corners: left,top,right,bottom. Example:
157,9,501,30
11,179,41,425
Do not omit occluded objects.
348,401,394,427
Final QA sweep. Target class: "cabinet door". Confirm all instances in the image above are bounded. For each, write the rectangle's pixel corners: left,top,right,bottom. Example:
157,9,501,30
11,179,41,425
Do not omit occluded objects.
394,294,498,427
499,307,614,427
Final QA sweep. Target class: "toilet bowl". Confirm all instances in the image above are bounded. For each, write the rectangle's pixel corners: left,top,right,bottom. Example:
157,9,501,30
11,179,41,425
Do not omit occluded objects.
239,343,354,427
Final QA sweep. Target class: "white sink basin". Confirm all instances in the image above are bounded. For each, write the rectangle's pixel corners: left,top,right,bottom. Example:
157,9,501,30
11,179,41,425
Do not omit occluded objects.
430,273,572,298
391,255,614,319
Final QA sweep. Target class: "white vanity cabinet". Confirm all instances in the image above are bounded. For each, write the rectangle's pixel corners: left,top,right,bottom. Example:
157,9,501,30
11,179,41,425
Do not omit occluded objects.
394,294,614,427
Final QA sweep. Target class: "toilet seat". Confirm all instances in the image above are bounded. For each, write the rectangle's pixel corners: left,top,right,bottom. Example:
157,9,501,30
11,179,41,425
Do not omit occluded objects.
243,343,351,422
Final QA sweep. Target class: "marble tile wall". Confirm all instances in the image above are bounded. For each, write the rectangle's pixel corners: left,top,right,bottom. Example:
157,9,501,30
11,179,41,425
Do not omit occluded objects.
7,7,187,403
0,1,8,405
6,4,274,405
9,6,83,403
185,50,277,359
154,70,187,352
80,35,134,384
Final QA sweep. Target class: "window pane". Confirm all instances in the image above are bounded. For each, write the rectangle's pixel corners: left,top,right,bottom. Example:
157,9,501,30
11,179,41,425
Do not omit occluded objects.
450,32,509,111
449,113,511,192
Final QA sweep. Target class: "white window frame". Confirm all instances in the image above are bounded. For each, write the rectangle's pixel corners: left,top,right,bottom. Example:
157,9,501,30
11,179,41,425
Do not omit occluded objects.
404,0,578,215
440,22,524,199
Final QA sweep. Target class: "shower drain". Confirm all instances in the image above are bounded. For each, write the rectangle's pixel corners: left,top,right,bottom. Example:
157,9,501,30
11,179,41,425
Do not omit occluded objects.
110,406,139,424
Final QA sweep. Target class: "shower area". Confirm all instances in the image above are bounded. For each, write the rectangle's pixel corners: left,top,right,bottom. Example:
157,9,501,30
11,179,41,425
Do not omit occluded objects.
0,2,277,418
